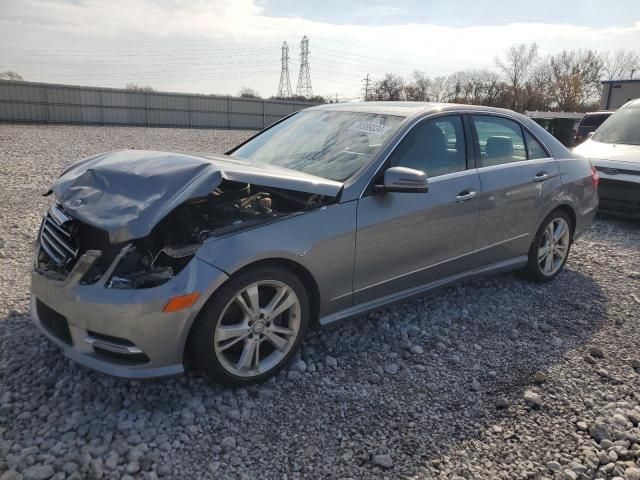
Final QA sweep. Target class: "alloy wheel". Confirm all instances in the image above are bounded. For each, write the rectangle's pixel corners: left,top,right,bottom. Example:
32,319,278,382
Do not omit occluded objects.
537,217,570,276
213,280,301,377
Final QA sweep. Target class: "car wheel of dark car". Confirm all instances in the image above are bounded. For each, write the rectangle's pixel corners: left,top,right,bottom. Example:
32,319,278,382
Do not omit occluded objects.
526,210,573,282
188,265,309,385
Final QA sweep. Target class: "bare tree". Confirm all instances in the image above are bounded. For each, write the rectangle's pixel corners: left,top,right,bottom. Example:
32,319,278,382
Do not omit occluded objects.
602,49,640,80
369,43,621,114
428,75,455,102
495,43,539,111
522,63,552,111
125,83,155,92
464,70,506,106
432,70,511,107
372,74,405,101
546,49,603,111
0,71,23,81
238,87,261,98
411,70,431,101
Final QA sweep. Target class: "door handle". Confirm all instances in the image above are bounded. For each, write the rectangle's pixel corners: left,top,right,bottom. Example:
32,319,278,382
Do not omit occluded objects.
455,190,477,202
533,171,549,182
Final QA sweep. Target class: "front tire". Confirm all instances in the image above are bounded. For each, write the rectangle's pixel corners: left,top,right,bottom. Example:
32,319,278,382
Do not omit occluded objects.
525,210,573,283
188,265,309,385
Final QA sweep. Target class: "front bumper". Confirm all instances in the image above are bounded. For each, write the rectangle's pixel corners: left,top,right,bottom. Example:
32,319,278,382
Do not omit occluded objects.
31,251,228,379
598,178,640,218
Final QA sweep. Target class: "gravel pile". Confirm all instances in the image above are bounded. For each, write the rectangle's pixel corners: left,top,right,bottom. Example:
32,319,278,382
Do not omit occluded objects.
1,124,640,480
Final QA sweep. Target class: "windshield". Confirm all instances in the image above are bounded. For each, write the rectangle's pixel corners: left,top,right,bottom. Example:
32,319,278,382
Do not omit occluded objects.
579,113,610,128
230,110,405,181
592,106,640,145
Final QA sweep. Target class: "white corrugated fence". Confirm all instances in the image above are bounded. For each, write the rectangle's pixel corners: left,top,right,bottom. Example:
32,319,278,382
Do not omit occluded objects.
0,81,317,129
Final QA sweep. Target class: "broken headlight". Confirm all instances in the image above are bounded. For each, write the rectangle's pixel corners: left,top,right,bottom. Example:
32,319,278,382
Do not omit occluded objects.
106,243,200,289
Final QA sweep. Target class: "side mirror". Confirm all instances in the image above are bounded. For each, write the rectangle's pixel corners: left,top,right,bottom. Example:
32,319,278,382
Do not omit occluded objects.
587,131,595,139
375,166,428,193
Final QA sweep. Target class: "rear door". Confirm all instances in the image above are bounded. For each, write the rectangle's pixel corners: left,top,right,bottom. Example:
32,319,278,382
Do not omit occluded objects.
353,114,481,304
469,114,561,265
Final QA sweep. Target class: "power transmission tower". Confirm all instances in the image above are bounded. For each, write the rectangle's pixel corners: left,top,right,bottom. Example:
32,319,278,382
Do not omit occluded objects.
295,36,313,98
276,42,292,98
362,73,371,101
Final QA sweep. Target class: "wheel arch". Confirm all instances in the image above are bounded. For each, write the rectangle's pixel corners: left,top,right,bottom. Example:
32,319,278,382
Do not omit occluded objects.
229,258,322,328
183,257,321,366
551,204,576,235
538,202,577,237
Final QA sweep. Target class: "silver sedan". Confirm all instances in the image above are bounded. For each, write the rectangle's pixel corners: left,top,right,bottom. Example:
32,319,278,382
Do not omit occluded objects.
31,102,599,384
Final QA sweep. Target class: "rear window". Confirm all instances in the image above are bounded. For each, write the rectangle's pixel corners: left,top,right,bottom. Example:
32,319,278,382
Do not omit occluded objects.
579,113,610,128
592,107,640,145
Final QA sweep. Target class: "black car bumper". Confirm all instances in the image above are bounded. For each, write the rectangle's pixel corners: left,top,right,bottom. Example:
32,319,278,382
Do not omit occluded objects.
598,179,640,218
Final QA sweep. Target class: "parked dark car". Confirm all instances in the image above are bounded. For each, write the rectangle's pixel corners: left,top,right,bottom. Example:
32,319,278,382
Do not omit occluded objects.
31,102,599,385
532,117,579,147
574,111,613,146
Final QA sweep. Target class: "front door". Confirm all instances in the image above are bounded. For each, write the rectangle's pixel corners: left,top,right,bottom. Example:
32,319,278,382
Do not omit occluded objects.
353,114,480,304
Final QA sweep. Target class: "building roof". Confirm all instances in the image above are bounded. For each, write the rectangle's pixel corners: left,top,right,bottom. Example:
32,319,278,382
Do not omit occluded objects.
525,111,585,119
601,79,640,84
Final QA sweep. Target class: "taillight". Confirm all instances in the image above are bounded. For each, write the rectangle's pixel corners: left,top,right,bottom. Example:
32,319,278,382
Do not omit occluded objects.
590,165,599,188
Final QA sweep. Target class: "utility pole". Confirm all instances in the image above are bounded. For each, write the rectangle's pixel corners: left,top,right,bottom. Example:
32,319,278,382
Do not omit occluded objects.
335,92,338,103
277,42,292,98
362,73,371,101
295,36,313,98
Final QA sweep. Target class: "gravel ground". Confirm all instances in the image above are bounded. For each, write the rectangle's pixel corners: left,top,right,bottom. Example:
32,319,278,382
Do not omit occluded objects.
1,124,640,480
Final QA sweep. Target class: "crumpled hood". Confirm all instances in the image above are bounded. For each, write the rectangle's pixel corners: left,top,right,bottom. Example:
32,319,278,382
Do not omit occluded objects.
51,150,342,244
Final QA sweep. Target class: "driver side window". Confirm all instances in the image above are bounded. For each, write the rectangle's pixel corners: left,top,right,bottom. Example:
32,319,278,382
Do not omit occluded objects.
388,115,467,177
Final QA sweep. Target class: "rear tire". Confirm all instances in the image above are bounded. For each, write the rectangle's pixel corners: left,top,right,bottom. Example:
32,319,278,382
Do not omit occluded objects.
525,210,573,283
188,265,309,386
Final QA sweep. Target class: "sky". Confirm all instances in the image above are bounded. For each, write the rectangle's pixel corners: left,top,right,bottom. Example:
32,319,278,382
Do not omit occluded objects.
1,0,639,100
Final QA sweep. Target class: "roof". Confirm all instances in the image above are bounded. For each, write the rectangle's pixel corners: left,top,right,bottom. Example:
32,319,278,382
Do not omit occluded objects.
601,79,640,84
582,111,614,115
308,101,523,119
525,111,584,119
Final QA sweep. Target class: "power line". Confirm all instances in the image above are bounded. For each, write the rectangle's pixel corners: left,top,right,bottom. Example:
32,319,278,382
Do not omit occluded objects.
314,44,491,71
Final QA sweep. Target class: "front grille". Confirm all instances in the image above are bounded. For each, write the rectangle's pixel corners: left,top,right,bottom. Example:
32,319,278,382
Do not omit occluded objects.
36,299,72,345
38,205,78,273
595,166,640,177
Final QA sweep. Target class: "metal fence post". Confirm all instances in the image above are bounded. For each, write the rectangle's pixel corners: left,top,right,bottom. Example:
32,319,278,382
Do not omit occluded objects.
44,85,50,123
99,89,104,125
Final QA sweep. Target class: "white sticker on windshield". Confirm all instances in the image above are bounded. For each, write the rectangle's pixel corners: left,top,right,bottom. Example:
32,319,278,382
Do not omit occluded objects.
348,121,389,136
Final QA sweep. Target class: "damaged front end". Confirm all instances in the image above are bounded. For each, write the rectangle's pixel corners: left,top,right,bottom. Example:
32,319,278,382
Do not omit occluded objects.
37,180,334,289
36,150,341,289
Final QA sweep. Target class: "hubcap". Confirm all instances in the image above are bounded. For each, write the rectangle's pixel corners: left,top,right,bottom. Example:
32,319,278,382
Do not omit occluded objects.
213,280,301,377
538,217,570,276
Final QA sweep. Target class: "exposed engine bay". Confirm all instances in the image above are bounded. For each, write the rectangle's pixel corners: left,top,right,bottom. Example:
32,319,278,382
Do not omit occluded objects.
37,181,333,289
